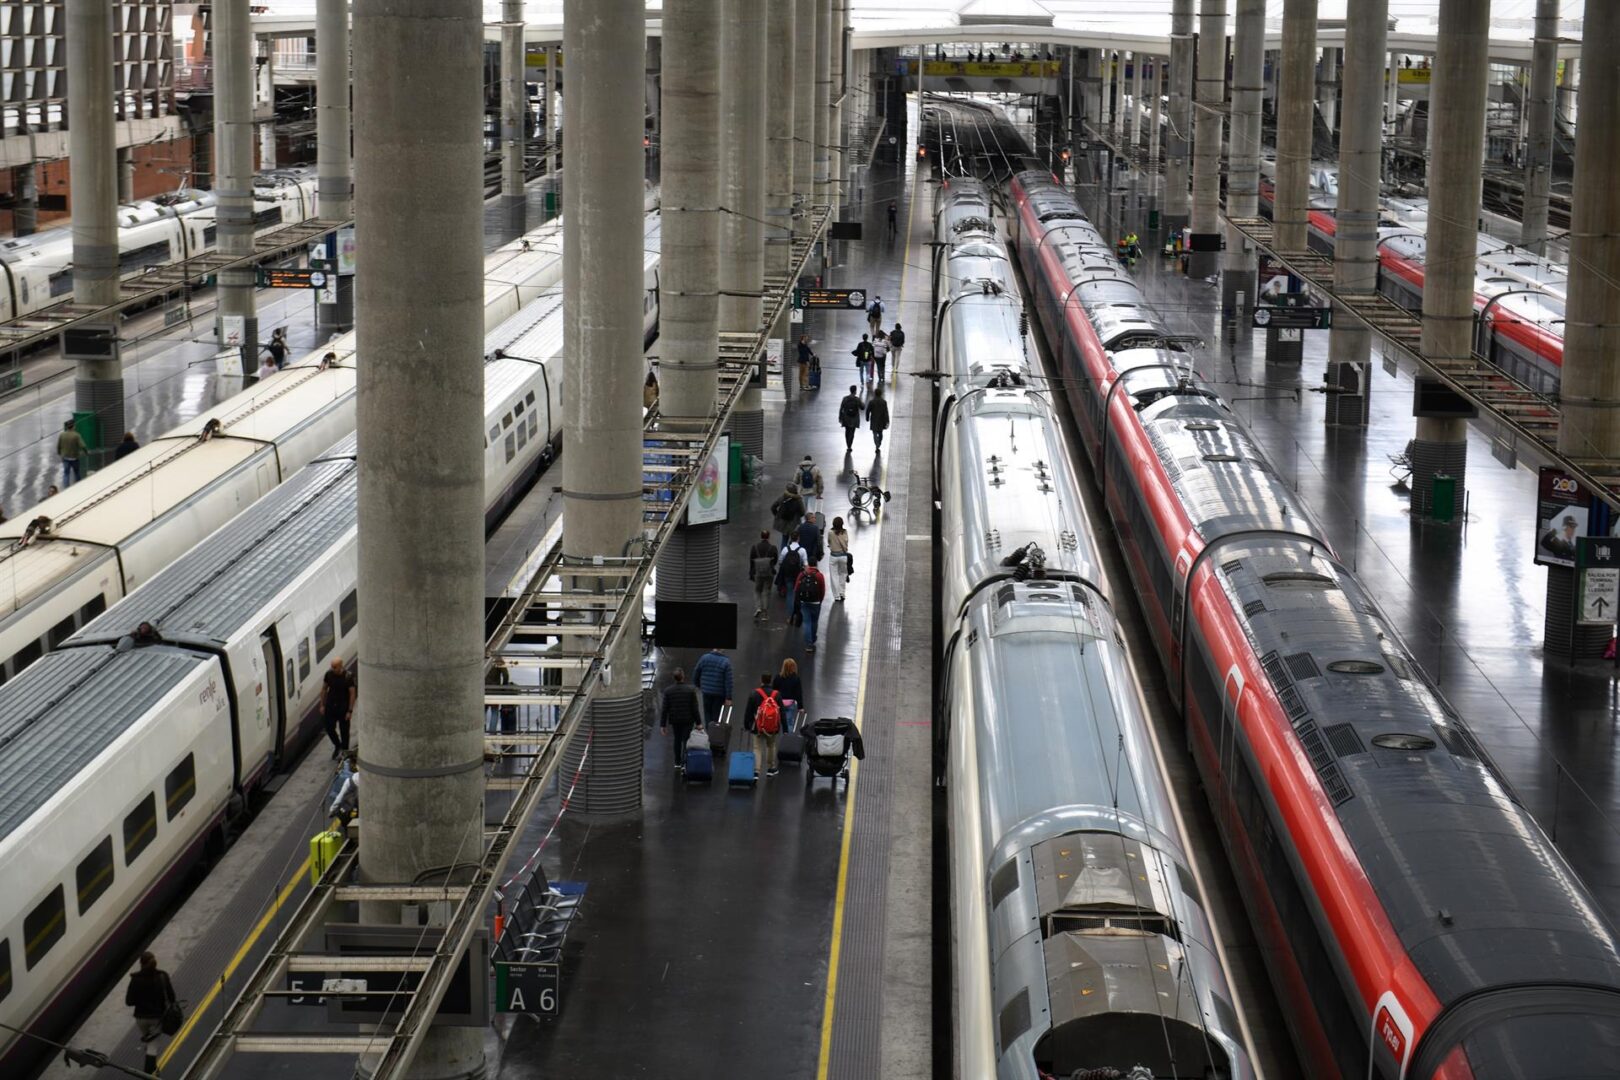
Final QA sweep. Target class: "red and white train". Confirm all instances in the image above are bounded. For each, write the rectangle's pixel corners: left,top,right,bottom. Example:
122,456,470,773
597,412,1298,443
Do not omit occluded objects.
1010,167,1620,1079
1259,172,1566,396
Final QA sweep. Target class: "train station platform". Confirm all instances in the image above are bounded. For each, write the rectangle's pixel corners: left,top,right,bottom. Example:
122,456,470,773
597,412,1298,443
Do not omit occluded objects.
489,131,935,1080
1079,159,1620,922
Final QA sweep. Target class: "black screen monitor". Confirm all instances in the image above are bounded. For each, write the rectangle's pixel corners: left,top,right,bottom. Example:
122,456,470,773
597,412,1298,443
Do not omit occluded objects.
653,601,738,649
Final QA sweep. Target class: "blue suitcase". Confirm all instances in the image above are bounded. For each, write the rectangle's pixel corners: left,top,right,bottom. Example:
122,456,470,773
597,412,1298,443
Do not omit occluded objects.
684,729,714,781
728,749,758,786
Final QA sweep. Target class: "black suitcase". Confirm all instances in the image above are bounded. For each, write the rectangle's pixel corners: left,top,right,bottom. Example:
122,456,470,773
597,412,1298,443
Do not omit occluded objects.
708,705,733,756
778,730,805,765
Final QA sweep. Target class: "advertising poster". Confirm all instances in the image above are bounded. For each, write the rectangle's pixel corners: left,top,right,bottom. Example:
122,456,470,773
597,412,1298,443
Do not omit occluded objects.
687,435,730,526
1535,466,1591,568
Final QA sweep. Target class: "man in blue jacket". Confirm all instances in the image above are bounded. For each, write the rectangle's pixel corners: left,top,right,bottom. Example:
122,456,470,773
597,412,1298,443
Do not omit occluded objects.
692,647,734,727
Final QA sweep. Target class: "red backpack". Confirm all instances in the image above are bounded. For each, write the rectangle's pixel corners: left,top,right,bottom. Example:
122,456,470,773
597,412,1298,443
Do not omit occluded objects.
754,688,782,735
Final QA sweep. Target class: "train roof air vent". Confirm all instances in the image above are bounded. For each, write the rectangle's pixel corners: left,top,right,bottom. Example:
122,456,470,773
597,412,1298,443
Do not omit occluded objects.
1325,723,1367,758
1328,660,1384,675
1284,652,1321,681
990,858,1020,909
1243,599,1267,618
1262,571,1337,589
1203,452,1242,463
1372,733,1437,751
1222,559,1244,575
1185,421,1221,431
996,584,1017,607
999,989,1032,1054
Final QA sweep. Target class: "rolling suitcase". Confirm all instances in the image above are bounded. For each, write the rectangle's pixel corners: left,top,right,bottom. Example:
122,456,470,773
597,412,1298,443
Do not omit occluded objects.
708,705,733,757
808,357,822,390
728,747,758,786
684,728,714,781
778,730,805,766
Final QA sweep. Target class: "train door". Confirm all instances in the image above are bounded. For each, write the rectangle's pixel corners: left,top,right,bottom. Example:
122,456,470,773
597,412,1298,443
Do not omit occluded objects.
255,461,274,496
261,630,288,763
1220,667,1246,831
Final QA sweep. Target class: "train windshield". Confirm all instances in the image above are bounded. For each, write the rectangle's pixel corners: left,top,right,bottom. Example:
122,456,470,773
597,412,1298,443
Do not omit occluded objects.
1409,988,1620,1079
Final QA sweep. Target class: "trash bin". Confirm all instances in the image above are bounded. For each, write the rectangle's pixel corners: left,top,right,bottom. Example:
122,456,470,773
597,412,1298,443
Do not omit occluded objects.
728,440,743,486
1147,208,1161,230
1430,473,1456,523
543,190,559,221
0,364,20,392
72,410,100,452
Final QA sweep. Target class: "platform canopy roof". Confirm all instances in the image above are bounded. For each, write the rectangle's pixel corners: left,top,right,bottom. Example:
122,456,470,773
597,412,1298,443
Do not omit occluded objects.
251,2,1585,61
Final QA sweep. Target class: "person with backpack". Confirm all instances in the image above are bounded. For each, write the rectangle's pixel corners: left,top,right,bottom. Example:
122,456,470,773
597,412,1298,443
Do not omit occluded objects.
867,295,884,335
748,531,778,620
795,559,828,651
771,482,805,547
776,536,806,607
888,323,906,371
796,455,824,514
851,334,875,387
126,951,179,1076
743,674,784,777
838,385,864,449
796,334,814,390
773,657,804,726
866,385,891,451
659,668,705,772
871,331,890,385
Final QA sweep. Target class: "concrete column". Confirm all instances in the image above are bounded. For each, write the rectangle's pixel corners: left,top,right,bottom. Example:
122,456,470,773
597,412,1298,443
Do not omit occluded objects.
792,0,817,214
829,0,845,223
1269,0,1316,365
1521,0,1558,253
1223,0,1264,319
1188,0,1227,278
645,38,662,183
813,0,832,206
1100,50,1112,129
560,0,648,817
720,0,768,457
1128,51,1143,150
316,0,354,335
1413,0,1490,514
1165,0,1194,232
546,45,560,185
117,146,135,202
766,0,796,278
13,164,37,235
351,2,486,1078
259,42,277,169
1558,55,1579,128
215,0,259,375
1386,49,1399,126
1324,0,1386,426
500,0,526,217
1149,56,1163,166
66,0,122,458
1318,46,1340,135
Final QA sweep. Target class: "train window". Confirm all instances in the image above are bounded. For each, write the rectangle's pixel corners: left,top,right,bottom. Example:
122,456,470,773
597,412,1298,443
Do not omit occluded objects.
489,425,500,443
298,638,311,680
525,391,536,406
0,938,9,1003
15,639,43,672
286,660,296,699
527,414,538,438
80,594,107,624
18,275,27,305
340,590,358,635
123,792,158,865
165,755,196,820
48,613,76,649
119,240,171,271
516,425,527,451
505,433,516,463
50,270,73,298
314,614,335,662
253,206,285,229
502,412,513,429
204,225,218,246
75,836,115,915
514,399,525,417
23,886,65,970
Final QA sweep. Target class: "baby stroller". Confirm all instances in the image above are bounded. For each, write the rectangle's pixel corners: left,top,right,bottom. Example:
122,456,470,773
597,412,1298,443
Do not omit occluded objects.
805,716,865,788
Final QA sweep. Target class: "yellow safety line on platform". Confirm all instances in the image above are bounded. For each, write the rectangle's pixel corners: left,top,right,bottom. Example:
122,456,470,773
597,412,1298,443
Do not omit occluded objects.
159,854,312,1070
815,156,920,1080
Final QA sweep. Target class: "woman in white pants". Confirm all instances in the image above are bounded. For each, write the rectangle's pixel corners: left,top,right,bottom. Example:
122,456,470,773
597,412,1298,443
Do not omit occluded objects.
827,516,851,601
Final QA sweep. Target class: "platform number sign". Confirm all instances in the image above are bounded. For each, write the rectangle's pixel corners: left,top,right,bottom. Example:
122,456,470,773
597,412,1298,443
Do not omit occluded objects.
495,960,560,1015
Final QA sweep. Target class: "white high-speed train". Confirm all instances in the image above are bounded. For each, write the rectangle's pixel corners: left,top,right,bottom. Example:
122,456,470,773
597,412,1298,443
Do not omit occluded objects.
0,246,642,1069
0,172,319,322
0,201,661,689
932,175,1252,1079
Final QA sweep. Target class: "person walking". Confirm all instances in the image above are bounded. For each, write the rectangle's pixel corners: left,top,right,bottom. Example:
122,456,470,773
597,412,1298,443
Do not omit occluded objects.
795,454,824,515
57,419,86,486
795,559,828,651
838,385,864,450
643,369,660,413
773,657,804,726
659,667,704,771
126,951,178,1077
748,531,778,620
796,334,814,390
872,331,890,385
866,385,891,451
851,334,875,387
796,510,824,567
692,647,734,728
828,515,852,601
743,674,784,777
771,482,805,548
265,327,289,370
888,323,906,375
322,657,356,759
887,201,898,237
867,295,885,335
255,352,279,385
113,431,141,461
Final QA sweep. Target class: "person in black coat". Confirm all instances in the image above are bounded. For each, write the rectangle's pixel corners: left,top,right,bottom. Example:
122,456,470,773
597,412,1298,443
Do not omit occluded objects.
659,668,705,771
866,386,891,450
838,385,864,450
126,951,176,1074
113,431,141,460
772,657,805,730
796,511,824,564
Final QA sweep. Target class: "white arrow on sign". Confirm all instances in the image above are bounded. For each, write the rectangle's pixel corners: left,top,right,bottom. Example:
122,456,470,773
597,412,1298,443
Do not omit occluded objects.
1580,566,1620,625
